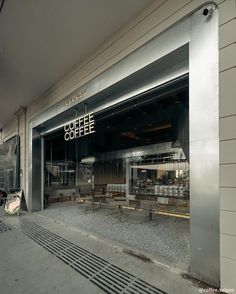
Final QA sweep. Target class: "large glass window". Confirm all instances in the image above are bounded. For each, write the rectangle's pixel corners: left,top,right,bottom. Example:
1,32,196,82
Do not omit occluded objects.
44,77,189,215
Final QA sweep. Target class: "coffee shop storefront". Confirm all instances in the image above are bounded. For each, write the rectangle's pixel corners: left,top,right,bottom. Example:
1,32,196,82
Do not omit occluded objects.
27,7,219,287
43,77,189,219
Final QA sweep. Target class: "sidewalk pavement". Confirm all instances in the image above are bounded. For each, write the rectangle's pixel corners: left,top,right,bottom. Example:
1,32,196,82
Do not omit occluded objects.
0,213,213,294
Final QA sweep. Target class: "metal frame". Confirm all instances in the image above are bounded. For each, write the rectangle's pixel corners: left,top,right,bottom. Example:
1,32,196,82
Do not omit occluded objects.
189,7,219,286
41,137,44,210
27,5,219,286
38,45,189,137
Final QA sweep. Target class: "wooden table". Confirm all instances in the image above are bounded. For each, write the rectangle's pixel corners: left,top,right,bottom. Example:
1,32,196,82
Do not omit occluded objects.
113,196,127,201
109,200,129,221
93,194,107,208
140,200,158,220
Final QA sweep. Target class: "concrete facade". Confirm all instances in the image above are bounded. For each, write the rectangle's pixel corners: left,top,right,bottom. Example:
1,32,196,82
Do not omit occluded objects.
2,0,236,290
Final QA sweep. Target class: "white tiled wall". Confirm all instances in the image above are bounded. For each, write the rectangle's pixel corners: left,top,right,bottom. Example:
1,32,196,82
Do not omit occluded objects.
219,0,236,25
220,188,236,211
220,165,236,187
221,234,236,260
219,0,236,289
220,43,236,71
219,68,236,117
219,19,236,49
221,257,236,290
220,115,236,141
220,140,236,164
2,0,236,290
221,211,236,235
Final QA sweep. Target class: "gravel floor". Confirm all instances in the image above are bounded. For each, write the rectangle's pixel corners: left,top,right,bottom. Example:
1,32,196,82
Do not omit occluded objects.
38,202,190,271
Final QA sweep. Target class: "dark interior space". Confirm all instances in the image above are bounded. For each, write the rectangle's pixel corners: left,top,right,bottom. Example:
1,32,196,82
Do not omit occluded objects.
44,77,189,217
45,77,189,161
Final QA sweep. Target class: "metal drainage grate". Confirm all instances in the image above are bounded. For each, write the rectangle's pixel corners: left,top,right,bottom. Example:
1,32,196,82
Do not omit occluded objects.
6,218,166,294
0,221,11,233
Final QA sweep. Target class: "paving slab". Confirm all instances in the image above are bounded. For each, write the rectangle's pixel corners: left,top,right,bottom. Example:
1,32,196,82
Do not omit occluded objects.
0,219,103,294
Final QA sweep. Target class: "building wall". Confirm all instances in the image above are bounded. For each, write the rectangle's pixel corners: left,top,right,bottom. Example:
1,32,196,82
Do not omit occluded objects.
219,0,236,289
1,0,236,289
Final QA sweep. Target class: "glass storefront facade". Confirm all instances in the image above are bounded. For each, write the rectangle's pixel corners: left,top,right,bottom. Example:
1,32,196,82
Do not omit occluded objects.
9,9,220,285
44,78,189,216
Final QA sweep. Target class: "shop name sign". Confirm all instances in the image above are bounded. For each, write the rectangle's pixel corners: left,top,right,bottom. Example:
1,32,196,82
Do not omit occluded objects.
64,112,95,141
65,89,87,107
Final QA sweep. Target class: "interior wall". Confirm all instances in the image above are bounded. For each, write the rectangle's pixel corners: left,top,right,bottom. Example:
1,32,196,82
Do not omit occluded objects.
1,0,236,289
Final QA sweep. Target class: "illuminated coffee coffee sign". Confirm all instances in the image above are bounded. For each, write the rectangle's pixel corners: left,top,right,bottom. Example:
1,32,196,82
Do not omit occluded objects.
64,112,95,141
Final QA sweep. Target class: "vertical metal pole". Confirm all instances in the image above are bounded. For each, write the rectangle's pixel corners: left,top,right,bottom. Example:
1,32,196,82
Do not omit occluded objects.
41,137,44,210
125,158,130,199
24,108,27,195
65,136,67,185
75,108,79,194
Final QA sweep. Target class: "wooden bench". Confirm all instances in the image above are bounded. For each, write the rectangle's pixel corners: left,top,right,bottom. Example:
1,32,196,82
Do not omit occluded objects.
93,194,107,208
